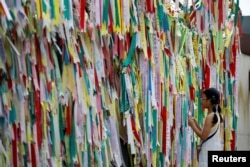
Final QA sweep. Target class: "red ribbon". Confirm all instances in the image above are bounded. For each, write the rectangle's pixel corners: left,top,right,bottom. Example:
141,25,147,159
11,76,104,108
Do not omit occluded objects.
35,90,42,149
238,10,242,37
189,86,195,101
146,0,155,13
65,105,71,135
131,116,142,146
161,106,167,155
35,34,43,73
230,130,236,151
218,0,223,30
200,15,204,33
204,63,210,89
147,46,152,59
211,38,216,64
12,124,18,167
78,62,82,78
94,68,100,92
31,143,37,167
80,0,86,30
108,3,113,32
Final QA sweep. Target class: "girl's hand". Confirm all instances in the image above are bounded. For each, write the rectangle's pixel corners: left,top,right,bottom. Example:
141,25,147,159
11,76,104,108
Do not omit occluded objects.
188,117,195,127
192,118,198,125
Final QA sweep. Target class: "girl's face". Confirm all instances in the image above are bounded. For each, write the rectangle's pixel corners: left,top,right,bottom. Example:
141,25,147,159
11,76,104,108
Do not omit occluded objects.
200,93,211,109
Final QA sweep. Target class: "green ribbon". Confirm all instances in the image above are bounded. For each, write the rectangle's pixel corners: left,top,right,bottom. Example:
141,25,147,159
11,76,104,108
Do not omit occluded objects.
130,7,137,26
197,90,204,125
160,153,164,167
234,0,239,26
42,0,47,13
228,77,232,96
152,109,158,152
64,45,70,64
178,24,188,56
94,150,100,166
58,103,65,141
9,49,16,80
164,83,167,107
187,71,192,86
29,90,36,125
9,103,16,124
114,0,120,27
23,143,28,167
26,55,32,78
157,2,164,30
87,141,91,167
183,99,188,126
69,106,77,166
51,113,56,157
233,114,238,130
122,33,137,67
163,52,169,79
78,48,85,69
64,0,71,20
119,74,130,112
50,0,55,19
101,141,107,166
103,0,109,27
0,74,7,93
157,2,169,32
131,67,136,97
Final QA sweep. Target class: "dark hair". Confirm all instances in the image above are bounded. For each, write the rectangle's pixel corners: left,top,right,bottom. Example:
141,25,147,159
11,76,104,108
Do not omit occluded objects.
203,88,223,124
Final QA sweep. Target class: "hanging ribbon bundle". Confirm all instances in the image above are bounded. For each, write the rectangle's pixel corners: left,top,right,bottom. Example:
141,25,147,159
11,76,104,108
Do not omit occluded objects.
0,0,241,166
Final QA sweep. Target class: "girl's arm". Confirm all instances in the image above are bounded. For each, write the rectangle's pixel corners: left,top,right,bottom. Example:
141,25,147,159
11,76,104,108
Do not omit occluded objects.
189,114,213,141
193,118,202,131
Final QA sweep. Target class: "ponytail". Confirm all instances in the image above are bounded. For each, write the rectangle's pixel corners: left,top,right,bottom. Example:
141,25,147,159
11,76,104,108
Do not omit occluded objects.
212,105,223,124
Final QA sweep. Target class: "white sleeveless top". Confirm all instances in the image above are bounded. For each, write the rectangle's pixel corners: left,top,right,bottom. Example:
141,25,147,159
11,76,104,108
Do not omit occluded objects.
198,113,222,167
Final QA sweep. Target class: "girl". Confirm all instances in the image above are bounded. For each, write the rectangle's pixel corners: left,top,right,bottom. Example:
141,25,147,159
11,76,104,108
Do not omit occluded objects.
188,88,223,167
